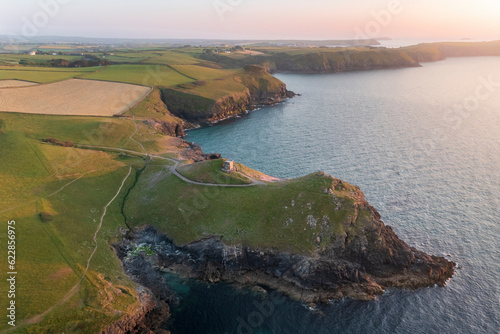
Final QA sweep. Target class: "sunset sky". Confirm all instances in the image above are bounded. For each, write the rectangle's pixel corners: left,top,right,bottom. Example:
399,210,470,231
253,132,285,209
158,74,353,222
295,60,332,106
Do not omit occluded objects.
1,0,499,41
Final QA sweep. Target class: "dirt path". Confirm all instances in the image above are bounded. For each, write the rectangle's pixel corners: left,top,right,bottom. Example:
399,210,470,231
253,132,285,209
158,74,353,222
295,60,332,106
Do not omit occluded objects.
0,131,268,332
74,144,268,187
84,165,132,277
127,111,147,153
5,166,133,332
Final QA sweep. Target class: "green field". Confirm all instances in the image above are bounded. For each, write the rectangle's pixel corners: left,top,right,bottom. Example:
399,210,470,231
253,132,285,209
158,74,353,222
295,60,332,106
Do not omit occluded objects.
0,54,83,65
2,40,498,332
143,50,201,65
0,112,155,332
0,65,103,83
81,64,195,86
177,159,252,185
125,167,363,254
122,87,185,128
0,66,103,72
172,64,238,80
0,68,97,83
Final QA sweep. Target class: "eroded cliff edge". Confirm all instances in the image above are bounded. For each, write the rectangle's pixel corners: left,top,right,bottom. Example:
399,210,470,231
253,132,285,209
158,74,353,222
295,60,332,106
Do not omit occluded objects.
116,171,455,303
160,65,295,124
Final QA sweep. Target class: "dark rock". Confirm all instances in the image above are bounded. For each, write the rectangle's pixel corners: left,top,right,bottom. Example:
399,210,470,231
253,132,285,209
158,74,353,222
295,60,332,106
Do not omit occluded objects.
144,119,185,137
202,153,222,160
116,224,455,304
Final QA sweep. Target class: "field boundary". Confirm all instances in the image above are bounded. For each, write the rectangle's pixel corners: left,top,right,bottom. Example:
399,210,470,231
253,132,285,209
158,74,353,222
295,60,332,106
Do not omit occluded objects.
114,85,154,117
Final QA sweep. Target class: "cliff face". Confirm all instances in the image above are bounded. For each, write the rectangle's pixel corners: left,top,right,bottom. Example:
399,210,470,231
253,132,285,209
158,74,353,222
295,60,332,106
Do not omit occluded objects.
103,245,178,334
101,287,170,334
127,88,187,137
161,65,294,123
268,50,420,74
116,173,455,303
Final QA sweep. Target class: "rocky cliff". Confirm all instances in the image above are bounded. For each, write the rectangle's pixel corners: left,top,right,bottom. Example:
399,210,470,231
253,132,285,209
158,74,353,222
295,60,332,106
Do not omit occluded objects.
161,65,294,123
199,41,500,76
101,286,170,334
267,49,420,74
102,247,177,333
116,172,455,303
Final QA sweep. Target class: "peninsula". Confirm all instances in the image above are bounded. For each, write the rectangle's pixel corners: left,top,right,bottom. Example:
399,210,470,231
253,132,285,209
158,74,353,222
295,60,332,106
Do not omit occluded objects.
1,39,498,333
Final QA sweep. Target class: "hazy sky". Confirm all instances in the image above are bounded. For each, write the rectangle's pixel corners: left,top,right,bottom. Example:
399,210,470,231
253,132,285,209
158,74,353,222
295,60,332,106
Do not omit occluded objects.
1,0,499,40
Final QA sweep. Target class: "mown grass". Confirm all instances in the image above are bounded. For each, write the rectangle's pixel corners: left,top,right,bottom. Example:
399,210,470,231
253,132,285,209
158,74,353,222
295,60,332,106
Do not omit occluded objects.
177,159,252,185
81,64,194,86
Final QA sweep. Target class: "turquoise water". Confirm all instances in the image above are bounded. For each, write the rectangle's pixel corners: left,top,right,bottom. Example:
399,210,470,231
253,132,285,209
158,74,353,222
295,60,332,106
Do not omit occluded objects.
169,57,500,333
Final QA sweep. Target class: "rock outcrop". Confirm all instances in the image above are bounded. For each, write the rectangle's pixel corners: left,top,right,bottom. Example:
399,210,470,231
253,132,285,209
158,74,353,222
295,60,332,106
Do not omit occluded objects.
102,248,176,333
101,287,170,334
116,172,455,303
161,65,294,123
267,50,421,74
144,119,186,137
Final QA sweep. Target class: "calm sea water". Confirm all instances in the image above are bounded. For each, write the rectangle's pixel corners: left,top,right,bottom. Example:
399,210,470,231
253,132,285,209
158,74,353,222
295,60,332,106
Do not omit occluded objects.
168,57,500,334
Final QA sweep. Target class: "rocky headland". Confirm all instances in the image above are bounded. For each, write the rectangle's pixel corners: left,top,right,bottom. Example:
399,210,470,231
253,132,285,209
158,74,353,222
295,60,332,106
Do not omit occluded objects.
115,172,455,304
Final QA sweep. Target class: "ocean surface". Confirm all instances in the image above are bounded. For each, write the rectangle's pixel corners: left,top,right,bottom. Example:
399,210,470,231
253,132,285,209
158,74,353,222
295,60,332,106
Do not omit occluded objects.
167,57,500,334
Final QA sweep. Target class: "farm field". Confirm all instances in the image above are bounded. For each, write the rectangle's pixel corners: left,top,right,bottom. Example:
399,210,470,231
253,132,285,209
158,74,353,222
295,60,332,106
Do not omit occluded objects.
80,64,194,86
0,78,151,116
0,53,84,65
0,66,103,72
172,64,238,80
142,50,201,65
0,79,39,88
0,68,95,83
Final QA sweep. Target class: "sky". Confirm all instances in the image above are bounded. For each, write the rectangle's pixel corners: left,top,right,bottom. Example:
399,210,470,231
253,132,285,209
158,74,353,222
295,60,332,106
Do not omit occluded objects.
0,0,499,41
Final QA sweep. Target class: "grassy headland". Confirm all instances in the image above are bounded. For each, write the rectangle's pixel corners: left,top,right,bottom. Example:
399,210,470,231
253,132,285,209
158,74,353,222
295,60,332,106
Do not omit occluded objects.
0,40,495,332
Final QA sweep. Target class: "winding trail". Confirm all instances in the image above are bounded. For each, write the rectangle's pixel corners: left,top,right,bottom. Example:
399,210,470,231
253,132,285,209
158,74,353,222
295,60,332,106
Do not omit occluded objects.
1,134,267,333
127,111,147,153
74,144,267,187
6,166,133,331
84,165,132,277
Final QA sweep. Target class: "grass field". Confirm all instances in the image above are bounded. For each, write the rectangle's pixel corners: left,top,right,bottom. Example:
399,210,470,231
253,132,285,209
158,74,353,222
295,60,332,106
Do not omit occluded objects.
81,64,194,86
0,79,151,116
0,68,99,83
122,87,185,127
172,72,248,100
177,159,252,185
0,79,39,88
0,54,83,65
143,50,201,65
0,41,498,333
172,64,238,80
125,167,364,254
0,66,103,72
0,111,160,332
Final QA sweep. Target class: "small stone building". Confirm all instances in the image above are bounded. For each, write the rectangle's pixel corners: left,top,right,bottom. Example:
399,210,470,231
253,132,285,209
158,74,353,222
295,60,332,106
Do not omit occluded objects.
223,160,234,172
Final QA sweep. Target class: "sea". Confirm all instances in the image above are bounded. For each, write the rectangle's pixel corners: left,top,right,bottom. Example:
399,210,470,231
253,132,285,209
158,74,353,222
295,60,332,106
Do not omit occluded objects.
165,57,500,334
